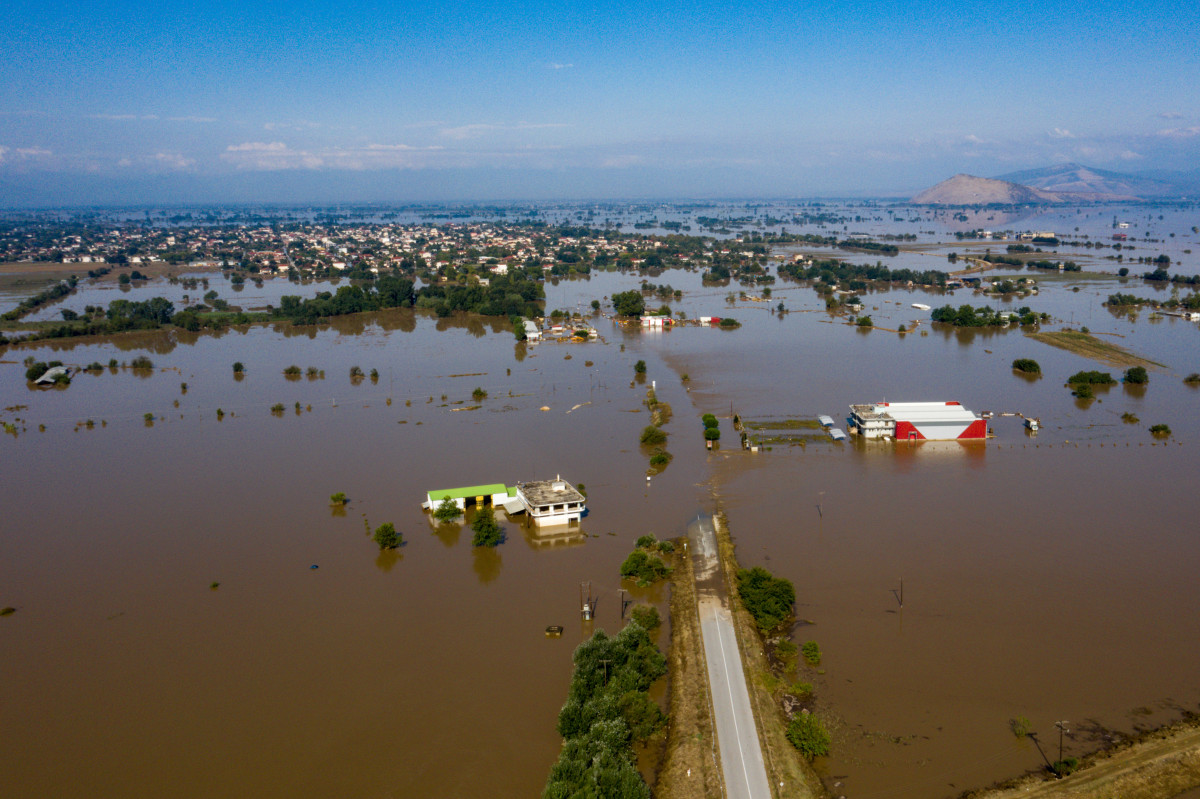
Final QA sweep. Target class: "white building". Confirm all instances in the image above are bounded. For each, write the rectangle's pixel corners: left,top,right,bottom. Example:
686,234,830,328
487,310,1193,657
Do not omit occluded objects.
516,476,586,527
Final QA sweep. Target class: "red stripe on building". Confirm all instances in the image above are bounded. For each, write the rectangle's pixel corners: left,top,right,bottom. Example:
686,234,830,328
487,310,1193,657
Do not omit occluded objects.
957,419,988,439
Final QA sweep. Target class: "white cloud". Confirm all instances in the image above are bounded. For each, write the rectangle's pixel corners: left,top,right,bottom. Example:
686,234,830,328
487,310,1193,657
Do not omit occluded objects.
1158,111,1184,119
548,62,574,70
221,141,448,171
439,122,570,140
152,152,196,170
16,146,51,157
1118,150,1142,160
1156,126,1200,139
167,116,216,123
1049,127,1075,139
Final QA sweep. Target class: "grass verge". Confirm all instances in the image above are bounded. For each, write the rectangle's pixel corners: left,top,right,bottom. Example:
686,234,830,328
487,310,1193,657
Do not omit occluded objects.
654,536,724,799
1026,329,1164,369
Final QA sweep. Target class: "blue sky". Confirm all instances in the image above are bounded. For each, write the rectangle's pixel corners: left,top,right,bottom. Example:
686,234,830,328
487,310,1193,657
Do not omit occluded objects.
1,0,1198,204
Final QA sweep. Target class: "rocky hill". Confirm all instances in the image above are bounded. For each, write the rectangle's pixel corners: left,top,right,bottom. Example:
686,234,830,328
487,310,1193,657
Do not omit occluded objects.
911,174,1062,205
994,163,1176,199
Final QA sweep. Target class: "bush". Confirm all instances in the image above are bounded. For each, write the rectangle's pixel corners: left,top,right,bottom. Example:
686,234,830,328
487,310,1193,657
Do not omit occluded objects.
1067,370,1114,386
1011,716,1032,739
433,497,461,521
801,640,821,666
702,413,719,428
472,386,488,400
703,427,720,441
232,361,244,373
629,605,660,630
1012,358,1041,374
1051,757,1080,777
635,534,657,549
1150,423,1172,437
789,681,814,699
1184,373,1200,385
25,362,50,381
330,492,348,505
786,713,831,759
649,451,672,467
1124,366,1148,385
373,522,401,550
1073,384,1094,399
129,355,154,370
620,550,670,584
856,315,873,327
471,506,502,547
1121,412,1140,424
736,566,795,633
633,359,647,374
350,365,364,380
718,317,741,328
639,425,666,445
657,540,674,554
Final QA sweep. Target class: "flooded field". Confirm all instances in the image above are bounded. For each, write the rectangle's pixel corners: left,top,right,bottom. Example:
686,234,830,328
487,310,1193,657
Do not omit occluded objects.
4,206,1200,799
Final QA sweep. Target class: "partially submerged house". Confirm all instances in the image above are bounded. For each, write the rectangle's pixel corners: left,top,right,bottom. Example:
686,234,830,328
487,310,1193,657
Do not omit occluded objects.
515,476,586,527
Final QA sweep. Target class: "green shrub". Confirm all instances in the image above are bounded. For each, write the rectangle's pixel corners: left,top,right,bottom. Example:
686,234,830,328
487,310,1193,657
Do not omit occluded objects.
786,713,830,759
620,550,670,584
856,315,873,327
25,362,50,381
736,566,795,633
1051,757,1080,777
129,355,154,370
702,413,719,428
649,451,672,467
801,640,821,666
1123,366,1148,384
1067,370,1115,385
634,359,647,374
640,425,667,445
1012,358,1041,374
330,492,348,505
789,681,814,699
373,522,401,550
1072,384,1094,399
1121,412,1139,424
629,605,661,630
1184,373,1200,385
657,540,674,554
704,427,721,441
472,386,487,400
232,361,244,373
718,317,741,328
1011,716,1032,739
283,364,302,376
1150,423,1172,437
635,534,657,549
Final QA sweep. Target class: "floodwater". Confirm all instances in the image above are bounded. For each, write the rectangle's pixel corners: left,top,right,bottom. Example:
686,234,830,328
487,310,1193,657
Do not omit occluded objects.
5,206,1200,799
1,308,705,798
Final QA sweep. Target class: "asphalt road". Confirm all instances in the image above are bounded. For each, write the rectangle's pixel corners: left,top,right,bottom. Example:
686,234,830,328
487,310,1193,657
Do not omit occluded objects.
689,516,772,799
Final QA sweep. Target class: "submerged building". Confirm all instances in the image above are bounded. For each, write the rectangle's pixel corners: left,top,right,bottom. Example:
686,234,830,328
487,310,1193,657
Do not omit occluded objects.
516,476,586,527
848,401,987,440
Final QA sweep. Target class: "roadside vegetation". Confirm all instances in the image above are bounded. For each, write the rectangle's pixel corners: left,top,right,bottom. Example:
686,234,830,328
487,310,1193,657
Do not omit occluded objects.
543,621,667,799
620,535,673,586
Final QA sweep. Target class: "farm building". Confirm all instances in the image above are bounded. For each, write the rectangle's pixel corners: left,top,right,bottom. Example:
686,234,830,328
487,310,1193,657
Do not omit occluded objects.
848,401,987,440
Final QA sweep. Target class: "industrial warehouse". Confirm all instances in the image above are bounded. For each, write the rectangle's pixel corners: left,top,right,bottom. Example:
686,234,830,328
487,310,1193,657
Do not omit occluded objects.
848,401,987,440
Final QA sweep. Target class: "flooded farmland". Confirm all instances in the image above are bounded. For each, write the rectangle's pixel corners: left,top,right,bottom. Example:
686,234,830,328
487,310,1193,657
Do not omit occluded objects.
4,204,1200,799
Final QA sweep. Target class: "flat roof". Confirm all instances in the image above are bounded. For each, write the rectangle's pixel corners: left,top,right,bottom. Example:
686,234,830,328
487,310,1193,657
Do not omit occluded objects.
519,479,585,506
427,484,511,501
851,402,978,423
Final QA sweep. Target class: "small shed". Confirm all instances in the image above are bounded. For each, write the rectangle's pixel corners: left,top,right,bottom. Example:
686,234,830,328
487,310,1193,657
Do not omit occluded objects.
818,415,835,428
425,484,513,511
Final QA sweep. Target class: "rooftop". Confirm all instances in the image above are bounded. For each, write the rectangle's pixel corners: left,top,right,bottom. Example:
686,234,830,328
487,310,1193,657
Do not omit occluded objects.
427,484,512,501
519,477,585,506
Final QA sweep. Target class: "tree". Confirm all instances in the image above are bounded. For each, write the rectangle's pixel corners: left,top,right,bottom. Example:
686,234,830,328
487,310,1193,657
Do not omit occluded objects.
373,522,401,550
1012,358,1041,374
736,566,795,633
1124,366,1148,385
471,506,502,547
611,290,645,316
633,360,647,374
786,713,831,759
329,492,348,506
433,497,461,522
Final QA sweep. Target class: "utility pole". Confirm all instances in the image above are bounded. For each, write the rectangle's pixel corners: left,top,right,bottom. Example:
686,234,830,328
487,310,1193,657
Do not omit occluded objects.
1054,720,1069,774
618,589,627,619
599,659,611,686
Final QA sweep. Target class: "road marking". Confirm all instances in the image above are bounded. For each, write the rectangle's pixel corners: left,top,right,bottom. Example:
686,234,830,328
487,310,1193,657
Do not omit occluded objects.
713,607,756,797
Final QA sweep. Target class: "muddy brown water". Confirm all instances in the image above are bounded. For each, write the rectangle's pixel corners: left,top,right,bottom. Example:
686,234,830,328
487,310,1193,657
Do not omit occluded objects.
1,308,706,798
4,262,1200,799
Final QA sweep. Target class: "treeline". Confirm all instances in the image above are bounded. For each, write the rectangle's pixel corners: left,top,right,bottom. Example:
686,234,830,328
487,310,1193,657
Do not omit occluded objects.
837,240,899,256
779,258,946,288
413,274,543,318
1144,268,1200,286
543,622,667,799
275,276,415,324
931,304,1042,327
1108,291,1200,309
1,278,76,321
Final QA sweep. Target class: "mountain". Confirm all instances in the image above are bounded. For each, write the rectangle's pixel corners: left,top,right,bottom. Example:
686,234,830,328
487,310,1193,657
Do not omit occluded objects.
993,163,1174,200
911,174,1062,205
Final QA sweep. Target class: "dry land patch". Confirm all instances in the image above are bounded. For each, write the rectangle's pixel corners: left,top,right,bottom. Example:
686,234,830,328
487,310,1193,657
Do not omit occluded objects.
1026,329,1164,369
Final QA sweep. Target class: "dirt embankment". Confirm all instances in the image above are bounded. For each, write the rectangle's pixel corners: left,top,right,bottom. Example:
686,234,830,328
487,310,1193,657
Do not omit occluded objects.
655,533,724,799
963,721,1200,799
711,510,826,799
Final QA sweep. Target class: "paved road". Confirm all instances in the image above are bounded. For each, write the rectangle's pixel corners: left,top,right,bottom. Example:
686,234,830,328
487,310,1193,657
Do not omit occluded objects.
688,516,772,799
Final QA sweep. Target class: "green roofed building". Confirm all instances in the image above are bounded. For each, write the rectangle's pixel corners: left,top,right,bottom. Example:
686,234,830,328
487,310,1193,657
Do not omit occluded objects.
425,484,514,511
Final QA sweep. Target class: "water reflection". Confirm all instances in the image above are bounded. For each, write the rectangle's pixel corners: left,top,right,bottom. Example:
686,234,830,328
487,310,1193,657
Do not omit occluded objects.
375,549,402,572
432,521,462,548
472,546,502,584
